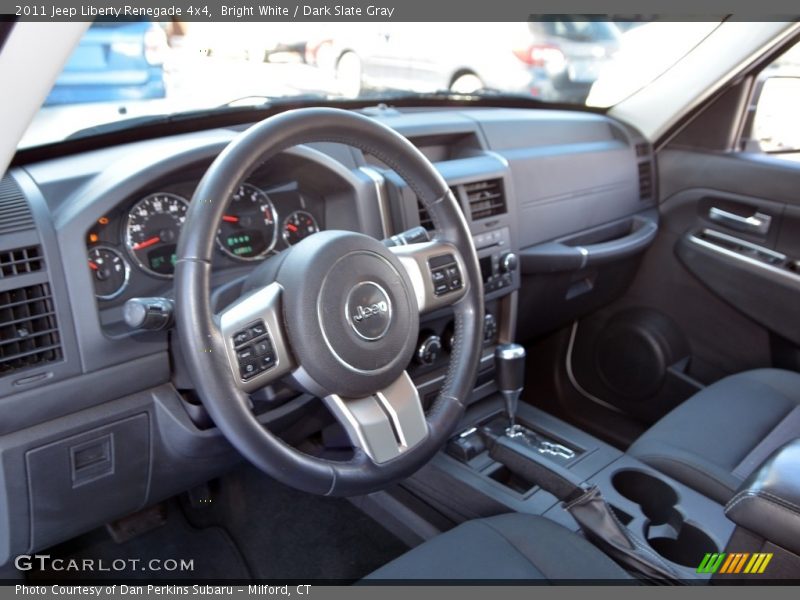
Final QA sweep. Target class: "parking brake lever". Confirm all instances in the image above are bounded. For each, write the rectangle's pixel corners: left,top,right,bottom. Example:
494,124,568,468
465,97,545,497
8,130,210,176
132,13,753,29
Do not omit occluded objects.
490,438,680,581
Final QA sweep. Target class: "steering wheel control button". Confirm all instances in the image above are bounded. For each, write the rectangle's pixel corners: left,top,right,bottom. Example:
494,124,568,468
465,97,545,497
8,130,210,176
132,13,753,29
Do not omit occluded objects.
249,322,267,338
253,339,272,356
429,254,463,296
345,281,393,341
232,329,253,347
230,319,277,381
240,359,260,379
237,347,256,361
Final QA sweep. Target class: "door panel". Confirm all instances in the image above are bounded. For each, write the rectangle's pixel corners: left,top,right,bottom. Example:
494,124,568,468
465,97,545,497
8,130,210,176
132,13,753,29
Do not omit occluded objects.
563,147,800,435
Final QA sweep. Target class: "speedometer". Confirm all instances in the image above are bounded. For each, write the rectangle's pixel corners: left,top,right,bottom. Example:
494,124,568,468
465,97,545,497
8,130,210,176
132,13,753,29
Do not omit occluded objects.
216,183,278,261
125,192,189,278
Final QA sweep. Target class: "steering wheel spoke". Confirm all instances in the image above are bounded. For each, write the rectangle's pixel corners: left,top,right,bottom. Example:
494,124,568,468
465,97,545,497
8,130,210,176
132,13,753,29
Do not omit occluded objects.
323,371,428,464
389,240,470,313
218,282,295,393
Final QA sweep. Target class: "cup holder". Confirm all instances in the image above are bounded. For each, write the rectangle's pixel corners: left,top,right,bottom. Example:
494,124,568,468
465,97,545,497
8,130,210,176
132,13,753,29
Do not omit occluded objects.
646,521,718,568
611,469,718,568
611,469,678,523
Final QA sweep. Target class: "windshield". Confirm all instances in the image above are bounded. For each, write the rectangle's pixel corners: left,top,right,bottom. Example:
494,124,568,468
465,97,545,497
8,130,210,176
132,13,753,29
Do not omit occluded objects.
19,19,721,148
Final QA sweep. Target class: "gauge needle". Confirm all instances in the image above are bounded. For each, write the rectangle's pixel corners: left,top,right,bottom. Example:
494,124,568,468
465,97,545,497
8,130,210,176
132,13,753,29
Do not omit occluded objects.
222,215,239,223
132,236,161,251
88,261,98,271
286,223,298,232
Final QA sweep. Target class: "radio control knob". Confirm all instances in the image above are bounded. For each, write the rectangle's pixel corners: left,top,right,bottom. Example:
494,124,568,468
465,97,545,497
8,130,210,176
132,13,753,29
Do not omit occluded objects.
416,334,442,366
500,252,518,273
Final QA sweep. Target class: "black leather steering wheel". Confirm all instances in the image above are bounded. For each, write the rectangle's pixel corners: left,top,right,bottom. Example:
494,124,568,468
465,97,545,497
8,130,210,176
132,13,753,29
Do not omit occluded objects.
175,108,484,496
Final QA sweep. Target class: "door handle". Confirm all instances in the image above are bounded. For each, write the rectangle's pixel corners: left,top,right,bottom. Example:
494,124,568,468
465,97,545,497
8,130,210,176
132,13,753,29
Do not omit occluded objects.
708,207,772,235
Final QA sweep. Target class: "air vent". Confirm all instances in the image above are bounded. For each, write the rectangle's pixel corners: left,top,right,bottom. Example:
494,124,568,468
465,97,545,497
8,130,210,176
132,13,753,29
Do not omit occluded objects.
635,142,651,158
0,175,35,235
417,200,434,231
638,162,654,201
465,179,506,221
0,246,44,279
0,283,62,376
417,187,459,231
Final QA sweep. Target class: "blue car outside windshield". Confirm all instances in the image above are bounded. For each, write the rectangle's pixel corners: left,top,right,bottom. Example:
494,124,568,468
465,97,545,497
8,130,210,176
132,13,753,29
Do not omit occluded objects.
45,20,166,106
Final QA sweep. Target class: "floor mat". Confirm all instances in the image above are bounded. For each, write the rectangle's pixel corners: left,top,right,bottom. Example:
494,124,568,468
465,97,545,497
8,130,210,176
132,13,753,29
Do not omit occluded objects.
27,502,250,581
26,465,408,582
181,465,409,581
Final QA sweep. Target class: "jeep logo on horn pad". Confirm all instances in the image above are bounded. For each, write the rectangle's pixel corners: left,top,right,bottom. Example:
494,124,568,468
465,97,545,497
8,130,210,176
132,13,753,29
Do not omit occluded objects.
346,282,393,341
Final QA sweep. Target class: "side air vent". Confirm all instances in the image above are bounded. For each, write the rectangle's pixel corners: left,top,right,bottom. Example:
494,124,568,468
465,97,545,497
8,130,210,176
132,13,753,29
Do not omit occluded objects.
465,179,506,221
0,283,62,376
0,246,44,279
638,161,654,201
0,175,35,235
635,142,651,158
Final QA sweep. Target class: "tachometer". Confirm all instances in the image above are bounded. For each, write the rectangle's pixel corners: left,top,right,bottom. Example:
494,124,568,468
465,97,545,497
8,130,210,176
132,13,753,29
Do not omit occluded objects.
88,246,130,300
216,183,278,261
282,210,319,246
125,193,189,278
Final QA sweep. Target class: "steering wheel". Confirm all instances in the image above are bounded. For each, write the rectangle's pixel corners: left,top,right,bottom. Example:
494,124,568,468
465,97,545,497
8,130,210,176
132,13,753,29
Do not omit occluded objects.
175,108,484,496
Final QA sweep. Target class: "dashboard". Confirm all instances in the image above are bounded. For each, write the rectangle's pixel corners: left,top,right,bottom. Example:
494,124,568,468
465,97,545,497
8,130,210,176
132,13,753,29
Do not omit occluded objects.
0,105,655,562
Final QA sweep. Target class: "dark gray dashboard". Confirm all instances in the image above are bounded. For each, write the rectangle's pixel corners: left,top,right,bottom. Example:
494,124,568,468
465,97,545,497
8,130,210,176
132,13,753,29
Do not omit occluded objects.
0,106,654,563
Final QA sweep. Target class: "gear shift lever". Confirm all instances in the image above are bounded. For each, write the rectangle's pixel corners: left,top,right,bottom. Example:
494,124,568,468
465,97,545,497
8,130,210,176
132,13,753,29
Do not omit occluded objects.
494,343,526,435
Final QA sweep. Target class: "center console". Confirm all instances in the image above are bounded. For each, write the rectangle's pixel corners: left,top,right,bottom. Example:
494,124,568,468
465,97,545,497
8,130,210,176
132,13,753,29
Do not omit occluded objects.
405,343,737,580
376,143,739,579
402,168,521,406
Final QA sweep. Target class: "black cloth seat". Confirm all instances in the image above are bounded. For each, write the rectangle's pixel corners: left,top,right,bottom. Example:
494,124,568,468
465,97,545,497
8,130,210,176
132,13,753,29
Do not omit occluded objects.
366,513,630,581
628,368,800,504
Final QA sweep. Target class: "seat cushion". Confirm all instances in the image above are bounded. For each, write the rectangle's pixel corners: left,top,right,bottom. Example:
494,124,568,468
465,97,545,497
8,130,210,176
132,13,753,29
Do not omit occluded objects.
366,513,630,581
628,368,800,503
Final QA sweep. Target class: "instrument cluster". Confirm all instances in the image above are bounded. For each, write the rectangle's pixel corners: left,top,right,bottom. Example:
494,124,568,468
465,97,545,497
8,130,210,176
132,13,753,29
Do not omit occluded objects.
85,180,323,301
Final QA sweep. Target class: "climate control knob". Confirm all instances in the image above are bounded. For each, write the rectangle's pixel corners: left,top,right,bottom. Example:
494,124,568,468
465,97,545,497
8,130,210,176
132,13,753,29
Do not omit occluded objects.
416,334,443,366
500,252,518,273
483,313,498,344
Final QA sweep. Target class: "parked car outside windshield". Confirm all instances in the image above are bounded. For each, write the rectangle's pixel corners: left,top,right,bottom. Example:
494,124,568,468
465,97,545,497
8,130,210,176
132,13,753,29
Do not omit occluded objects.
20,19,718,148
45,20,168,106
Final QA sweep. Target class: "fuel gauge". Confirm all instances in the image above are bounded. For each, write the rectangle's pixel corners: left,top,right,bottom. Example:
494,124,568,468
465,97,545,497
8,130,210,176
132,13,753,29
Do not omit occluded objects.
88,246,130,300
282,210,319,246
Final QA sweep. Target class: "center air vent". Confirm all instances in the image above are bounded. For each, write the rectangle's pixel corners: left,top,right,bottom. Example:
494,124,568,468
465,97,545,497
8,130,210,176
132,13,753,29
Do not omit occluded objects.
465,179,506,221
638,161,654,201
417,200,434,231
0,283,62,376
635,142,651,158
0,175,35,235
0,246,44,279
417,187,460,232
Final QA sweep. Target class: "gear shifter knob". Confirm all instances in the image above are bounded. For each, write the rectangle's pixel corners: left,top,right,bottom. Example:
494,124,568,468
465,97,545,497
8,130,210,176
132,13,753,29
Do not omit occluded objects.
495,343,526,430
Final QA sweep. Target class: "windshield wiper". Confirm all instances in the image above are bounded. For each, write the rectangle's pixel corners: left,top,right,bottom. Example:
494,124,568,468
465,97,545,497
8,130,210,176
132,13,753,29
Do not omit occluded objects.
65,93,332,141
366,88,552,105
219,92,331,108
